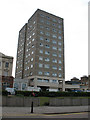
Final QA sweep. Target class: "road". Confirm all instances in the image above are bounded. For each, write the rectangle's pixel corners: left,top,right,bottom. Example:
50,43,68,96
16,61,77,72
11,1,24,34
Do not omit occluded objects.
1,112,89,118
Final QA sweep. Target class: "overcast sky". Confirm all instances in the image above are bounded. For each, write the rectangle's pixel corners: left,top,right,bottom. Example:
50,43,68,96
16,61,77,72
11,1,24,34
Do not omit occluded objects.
0,0,88,80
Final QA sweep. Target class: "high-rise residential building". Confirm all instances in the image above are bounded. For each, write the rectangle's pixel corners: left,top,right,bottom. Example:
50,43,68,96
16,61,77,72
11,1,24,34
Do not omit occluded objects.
15,9,65,91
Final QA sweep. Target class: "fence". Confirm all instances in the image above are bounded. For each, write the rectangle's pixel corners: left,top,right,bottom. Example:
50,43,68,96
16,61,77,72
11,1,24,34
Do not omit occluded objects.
2,96,40,107
2,96,90,107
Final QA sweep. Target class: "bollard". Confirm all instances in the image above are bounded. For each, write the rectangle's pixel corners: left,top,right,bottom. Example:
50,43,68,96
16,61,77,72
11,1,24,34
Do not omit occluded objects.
31,101,33,113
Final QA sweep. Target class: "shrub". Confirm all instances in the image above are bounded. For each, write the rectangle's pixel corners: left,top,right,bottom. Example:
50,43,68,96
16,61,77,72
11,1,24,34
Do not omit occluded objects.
15,90,90,97
2,90,9,96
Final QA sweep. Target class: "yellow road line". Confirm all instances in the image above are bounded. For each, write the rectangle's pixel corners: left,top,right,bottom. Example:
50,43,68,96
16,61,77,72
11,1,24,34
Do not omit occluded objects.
2,112,88,117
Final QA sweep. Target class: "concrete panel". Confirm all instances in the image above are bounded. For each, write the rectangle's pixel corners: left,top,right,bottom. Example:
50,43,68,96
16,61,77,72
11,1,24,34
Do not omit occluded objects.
2,96,40,107
2,96,7,106
72,98,81,106
49,98,89,106
63,98,72,106
81,98,88,106
23,97,40,107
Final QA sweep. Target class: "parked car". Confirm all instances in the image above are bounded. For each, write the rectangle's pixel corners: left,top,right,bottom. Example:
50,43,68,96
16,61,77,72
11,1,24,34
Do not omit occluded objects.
5,88,15,95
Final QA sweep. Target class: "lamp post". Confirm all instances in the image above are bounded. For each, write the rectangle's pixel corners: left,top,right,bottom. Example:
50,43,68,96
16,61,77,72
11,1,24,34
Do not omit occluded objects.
31,91,35,113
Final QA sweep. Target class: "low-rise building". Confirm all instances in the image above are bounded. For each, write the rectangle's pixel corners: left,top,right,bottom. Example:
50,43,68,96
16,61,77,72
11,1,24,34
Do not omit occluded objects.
0,52,14,89
65,76,90,92
80,76,89,91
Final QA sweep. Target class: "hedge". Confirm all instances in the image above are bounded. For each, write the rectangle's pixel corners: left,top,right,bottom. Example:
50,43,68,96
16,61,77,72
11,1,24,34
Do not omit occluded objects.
2,90,10,96
15,91,90,97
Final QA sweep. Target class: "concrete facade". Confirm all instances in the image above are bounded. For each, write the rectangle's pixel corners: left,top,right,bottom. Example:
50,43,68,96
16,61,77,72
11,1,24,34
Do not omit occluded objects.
65,75,90,92
0,52,13,76
15,9,65,91
14,78,64,91
0,52,14,89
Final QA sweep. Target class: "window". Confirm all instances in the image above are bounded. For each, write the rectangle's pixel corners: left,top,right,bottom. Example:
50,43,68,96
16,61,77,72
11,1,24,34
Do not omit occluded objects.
58,48,62,51
43,79,49,82
52,46,57,50
58,25,61,28
26,49,28,52
22,84,26,90
33,27,35,31
46,21,50,25
58,42,61,45
29,41,31,44
45,45,50,48
29,35,31,38
59,60,62,64
59,73,62,77
39,50,43,54
31,58,33,61
40,19,44,23
52,34,57,38
5,62,9,68
30,25,32,28
40,37,44,40
45,38,50,42
52,59,57,63
58,30,61,34
45,32,50,36
14,83,18,90
45,58,50,62
44,72,50,76
59,67,62,70
32,38,35,42
52,19,57,22
40,43,43,47
27,38,29,41
58,20,61,23
33,21,36,24
51,80,58,83
39,63,43,68
52,53,57,57
40,14,44,17
40,31,44,35
45,51,50,55
52,40,57,44
52,23,56,26
58,36,61,39
33,33,35,36
46,27,50,30
52,29,56,32
37,78,42,82
44,64,49,69
32,45,34,48
52,73,57,77
40,25,44,29
39,57,43,61
59,54,61,57
31,64,33,68
31,51,34,54
4,71,8,76
46,16,50,19
38,71,43,75
30,72,32,76
52,66,57,70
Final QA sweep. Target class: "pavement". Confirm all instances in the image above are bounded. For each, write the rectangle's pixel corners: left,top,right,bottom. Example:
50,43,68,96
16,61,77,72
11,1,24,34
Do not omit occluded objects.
2,106,89,115
0,106,89,118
